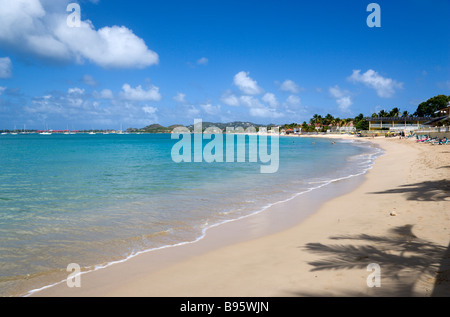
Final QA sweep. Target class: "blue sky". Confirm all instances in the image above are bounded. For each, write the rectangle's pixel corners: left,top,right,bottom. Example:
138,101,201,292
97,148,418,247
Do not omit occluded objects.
0,0,449,130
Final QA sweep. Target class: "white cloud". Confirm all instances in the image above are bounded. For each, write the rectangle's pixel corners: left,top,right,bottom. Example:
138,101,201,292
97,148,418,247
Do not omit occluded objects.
233,71,263,95
239,95,264,108
239,95,284,119
285,95,301,107
26,94,65,116
249,107,283,118
173,92,186,103
279,79,301,93
0,57,12,78
0,0,159,69
348,69,403,98
0,86,6,95
142,105,157,114
68,87,85,95
221,91,240,106
94,89,113,99
142,105,158,122
187,105,200,117
329,85,352,112
197,57,209,65
336,96,352,112
21,88,163,128
55,22,159,69
120,84,162,101
262,93,279,108
201,103,221,115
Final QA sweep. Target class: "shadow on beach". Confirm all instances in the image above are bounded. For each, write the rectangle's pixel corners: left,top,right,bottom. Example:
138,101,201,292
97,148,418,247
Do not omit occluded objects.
294,225,450,296
370,179,450,202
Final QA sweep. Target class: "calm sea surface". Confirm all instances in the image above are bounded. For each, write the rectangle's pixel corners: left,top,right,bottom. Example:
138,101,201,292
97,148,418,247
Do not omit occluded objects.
0,133,382,296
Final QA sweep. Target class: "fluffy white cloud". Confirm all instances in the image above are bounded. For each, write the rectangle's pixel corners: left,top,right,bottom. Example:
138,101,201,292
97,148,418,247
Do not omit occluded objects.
336,96,352,112
348,69,403,98
329,85,352,112
68,87,85,95
285,95,301,107
142,105,157,114
142,105,158,122
173,92,186,103
239,95,264,108
262,93,279,108
0,0,159,69
0,57,12,78
239,95,284,118
55,23,159,69
233,71,263,95
120,84,162,101
279,79,301,93
221,91,240,106
200,103,221,115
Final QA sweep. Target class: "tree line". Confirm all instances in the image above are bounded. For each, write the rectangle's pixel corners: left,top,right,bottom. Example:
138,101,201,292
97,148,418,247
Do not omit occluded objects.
281,94,449,132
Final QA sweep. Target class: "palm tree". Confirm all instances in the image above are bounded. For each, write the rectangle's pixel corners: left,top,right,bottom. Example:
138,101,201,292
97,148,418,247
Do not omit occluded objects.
324,113,334,126
378,110,388,117
310,114,322,125
389,107,400,117
402,110,409,117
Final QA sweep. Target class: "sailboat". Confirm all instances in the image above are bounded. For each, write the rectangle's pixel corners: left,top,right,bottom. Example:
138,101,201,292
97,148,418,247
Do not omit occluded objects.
117,123,124,134
10,125,18,135
40,123,52,135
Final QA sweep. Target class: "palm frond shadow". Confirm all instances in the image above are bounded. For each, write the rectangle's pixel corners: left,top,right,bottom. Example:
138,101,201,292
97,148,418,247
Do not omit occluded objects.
369,179,450,201
295,225,449,296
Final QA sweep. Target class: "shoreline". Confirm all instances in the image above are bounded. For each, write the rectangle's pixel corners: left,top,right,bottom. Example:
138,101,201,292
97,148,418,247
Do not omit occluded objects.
30,135,449,296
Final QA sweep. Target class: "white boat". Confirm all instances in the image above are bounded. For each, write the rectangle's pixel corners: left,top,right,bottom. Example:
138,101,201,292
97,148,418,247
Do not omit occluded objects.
40,132,52,135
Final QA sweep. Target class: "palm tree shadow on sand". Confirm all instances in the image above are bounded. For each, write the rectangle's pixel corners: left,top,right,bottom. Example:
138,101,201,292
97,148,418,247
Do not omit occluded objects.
370,179,450,202
295,225,450,296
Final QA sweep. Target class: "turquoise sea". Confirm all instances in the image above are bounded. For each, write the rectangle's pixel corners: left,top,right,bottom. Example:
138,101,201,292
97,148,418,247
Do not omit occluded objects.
0,133,382,296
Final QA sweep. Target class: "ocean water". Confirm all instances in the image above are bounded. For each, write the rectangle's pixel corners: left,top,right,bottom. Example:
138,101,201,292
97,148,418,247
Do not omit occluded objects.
0,133,382,296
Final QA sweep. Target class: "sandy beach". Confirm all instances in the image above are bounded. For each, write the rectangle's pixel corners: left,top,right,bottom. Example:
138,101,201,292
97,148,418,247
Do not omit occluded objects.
31,135,450,297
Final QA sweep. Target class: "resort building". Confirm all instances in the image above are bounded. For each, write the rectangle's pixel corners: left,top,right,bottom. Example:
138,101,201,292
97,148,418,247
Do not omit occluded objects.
427,105,450,125
365,117,432,132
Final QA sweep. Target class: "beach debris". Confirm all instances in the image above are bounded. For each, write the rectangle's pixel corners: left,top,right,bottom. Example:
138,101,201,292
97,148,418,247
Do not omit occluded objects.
390,209,397,216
